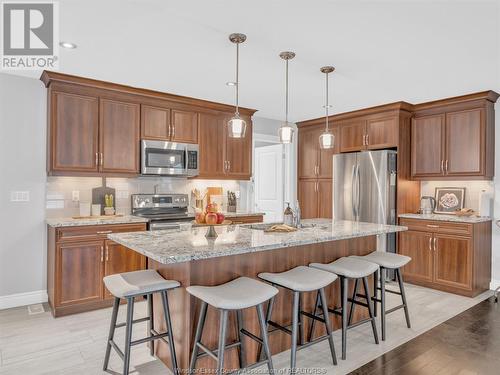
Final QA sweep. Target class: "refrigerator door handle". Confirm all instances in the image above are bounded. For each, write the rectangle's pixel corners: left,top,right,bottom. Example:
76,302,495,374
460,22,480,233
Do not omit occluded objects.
355,164,361,220
351,164,357,218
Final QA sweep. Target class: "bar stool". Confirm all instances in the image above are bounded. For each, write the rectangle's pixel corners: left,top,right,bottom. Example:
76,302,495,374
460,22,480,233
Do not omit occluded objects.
187,277,278,374
103,269,180,375
350,252,411,340
258,266,338,371
309,257,379,360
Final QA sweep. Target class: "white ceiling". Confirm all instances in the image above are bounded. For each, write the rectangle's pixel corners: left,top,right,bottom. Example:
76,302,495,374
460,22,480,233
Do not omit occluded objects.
8,0,500,121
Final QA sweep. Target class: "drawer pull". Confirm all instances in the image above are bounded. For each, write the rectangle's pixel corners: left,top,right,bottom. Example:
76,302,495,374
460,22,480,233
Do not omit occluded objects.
96,230,113,234
426,224,439,228
428,237,432,251
434,238,437,251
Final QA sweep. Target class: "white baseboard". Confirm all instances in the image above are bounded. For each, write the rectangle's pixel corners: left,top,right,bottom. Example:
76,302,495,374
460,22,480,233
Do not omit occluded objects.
0,290,48,310
490,279,500,291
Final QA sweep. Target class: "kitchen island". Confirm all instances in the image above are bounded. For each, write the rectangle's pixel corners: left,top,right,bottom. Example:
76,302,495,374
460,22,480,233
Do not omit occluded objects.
109,219,407,371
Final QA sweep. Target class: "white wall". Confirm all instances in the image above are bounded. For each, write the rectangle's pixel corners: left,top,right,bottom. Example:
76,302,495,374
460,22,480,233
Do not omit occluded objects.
0,73,47,305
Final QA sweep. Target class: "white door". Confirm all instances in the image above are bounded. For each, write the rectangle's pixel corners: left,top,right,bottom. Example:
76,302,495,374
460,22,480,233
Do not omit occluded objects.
254,144,284,223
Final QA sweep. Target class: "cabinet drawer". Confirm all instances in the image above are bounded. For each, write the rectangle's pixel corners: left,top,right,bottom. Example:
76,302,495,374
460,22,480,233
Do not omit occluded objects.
399,218,472,236
56,223,146,242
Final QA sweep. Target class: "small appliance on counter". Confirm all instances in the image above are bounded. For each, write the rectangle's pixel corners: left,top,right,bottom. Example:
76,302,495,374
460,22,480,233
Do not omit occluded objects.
419,196,436,216
131,193,193,231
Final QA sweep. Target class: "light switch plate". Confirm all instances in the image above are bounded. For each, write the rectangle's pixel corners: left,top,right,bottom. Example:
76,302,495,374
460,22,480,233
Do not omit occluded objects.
72,190,80,202
10,191,30,202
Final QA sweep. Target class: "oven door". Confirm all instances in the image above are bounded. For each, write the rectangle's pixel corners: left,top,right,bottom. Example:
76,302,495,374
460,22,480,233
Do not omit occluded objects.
141,140,187,175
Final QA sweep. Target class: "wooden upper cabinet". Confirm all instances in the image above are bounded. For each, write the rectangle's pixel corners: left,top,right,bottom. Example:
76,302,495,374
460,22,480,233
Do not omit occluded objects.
411,114,445,178
225,117,252,179
198,113,225,178
298,128,320,179
51,91,99,172
100,99,140,174
445,109,483,177
141,105,170,140
171,109,198,144
339,119,366,152
366,116,398,149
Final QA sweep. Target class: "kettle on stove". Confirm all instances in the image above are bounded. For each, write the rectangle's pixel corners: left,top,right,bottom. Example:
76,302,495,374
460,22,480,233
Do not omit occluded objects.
420,196,436,215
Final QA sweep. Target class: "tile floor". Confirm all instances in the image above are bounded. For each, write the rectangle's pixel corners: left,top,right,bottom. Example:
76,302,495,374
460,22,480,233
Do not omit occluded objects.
0,283,491,375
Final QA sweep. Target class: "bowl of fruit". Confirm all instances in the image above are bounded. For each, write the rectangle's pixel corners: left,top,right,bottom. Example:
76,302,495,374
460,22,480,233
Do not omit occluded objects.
193,203,231,238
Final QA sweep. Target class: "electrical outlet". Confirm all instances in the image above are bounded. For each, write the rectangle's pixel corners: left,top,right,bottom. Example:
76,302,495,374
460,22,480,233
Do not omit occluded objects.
72,190,80,202
10,191,30,202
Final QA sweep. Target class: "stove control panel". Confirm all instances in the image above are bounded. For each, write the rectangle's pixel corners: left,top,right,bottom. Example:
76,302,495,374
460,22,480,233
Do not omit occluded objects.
131,193,188,209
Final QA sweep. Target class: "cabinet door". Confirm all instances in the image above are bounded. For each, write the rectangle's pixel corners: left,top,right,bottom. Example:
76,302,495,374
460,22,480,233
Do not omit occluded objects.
398,230,434,283
100,99,140,174
141,105,170,140
298,179,318,219
171,109,199,144
198,113,225,178
366,116,398,150
318,180,332,218
340,120,366,152
445,109,484,177
103,240,146,299
57,241,103,306
318,125,339,178
433,234,472,290
225,117,252,179
298,128,320,179
51,91,99,173
411,115,445,178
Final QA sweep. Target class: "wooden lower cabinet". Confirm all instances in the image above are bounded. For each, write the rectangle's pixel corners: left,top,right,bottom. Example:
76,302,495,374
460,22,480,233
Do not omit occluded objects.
48,223,147,316
398,218,490,297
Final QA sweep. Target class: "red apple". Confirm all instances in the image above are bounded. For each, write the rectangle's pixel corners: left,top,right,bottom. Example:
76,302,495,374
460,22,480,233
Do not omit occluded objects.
195,211,205,224
205,212,218,225
216,212,225,224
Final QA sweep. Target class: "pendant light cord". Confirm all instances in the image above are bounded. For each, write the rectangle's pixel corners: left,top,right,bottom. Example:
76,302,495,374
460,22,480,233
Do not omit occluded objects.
325,72,329,131
235,42,240,116
285,59,289,124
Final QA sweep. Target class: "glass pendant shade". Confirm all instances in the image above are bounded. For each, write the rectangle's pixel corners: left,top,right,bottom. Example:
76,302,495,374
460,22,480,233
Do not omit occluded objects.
227,115,247,138
319,130,335,149
279,123,294,144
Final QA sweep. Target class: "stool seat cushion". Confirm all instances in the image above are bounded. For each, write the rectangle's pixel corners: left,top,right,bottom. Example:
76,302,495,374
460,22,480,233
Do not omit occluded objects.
186,277,278,310
258,266,338,292
351,251,411,269
310,257,379,278
103,269,180,298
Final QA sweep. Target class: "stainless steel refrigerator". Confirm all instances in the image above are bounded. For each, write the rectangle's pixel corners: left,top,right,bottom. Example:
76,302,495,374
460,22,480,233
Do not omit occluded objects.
332,150,397,253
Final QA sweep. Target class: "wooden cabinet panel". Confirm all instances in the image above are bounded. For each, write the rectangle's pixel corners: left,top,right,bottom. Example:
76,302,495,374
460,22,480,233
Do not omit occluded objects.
171,110,199,144
100,99,140,174
318,126,338,178
225,118,252,179
411,115,445,178
445,109,483,176
298,128,320,179
51,92,99,172
366,116,398,149
141,105,170,140
434,234,472,290
57,241,103,305
399,230,434,283
318,180,332,218
198,113,225,178
225,215,264,224
104,240,146,298
298,180,318,219
340,120,366,152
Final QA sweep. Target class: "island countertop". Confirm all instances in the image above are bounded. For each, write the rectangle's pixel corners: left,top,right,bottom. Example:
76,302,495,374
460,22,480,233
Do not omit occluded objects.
108,219,407,264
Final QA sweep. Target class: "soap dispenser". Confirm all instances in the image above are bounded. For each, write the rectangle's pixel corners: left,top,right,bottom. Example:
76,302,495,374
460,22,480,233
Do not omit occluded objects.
283,202,294,226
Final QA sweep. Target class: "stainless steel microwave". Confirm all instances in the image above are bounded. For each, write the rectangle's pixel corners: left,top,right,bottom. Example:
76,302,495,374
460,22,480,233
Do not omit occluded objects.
141,140,199,176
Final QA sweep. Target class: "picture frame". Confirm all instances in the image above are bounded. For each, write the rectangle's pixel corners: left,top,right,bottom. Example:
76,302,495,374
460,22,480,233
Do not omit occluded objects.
434,187,466,214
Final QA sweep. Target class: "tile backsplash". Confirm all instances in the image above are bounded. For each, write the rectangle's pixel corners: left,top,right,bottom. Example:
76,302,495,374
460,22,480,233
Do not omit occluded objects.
46,176,247,218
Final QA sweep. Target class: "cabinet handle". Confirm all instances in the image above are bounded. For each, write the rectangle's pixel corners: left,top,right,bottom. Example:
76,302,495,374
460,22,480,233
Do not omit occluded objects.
445,160,448,174
172,124,175,139
99,153,103,166
100,246,104,262
95,152,98,166
366,134,369,145
105,245,109,261
96,230,113,234
228,160,231,171
168,124,171,139
441,160,444,174
428,237,432,251
433,237,437,251
426,224,439,228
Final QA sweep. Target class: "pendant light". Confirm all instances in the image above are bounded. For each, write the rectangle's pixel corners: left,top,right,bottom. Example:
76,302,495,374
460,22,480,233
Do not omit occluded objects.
278,51,295,144
227,33,247,138
319,66,335,149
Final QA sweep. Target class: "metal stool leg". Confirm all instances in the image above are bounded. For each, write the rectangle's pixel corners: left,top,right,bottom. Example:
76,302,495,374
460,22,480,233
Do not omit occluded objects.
347,278,359,326
147,293,154,356
362,277,379,344
396,268,411,328
217,310,229,374
308,291,320,342
161,290,179,375
258,295,275,361
290,291,300,372
380,267,386,341
373,269,379,317
319,288,337,366
340,276,348,360
298,293,304,345
103,297,120,371
236,310,246,368
256,303,275,374
123,297,134,375
189,301,208,372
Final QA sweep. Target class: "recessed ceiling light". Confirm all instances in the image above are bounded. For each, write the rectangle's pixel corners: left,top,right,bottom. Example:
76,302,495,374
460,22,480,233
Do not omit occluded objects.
59,41,77,49
226,81,237,86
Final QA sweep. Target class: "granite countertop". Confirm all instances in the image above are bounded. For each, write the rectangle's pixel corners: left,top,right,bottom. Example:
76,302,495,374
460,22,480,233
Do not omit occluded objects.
46,215,149,227
108,219,407,265
399,213,492,224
